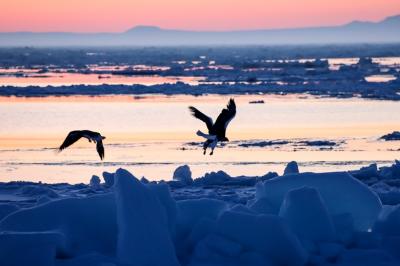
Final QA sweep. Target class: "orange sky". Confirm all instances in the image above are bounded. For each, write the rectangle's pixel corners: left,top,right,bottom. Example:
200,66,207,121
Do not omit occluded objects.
1,0,399,32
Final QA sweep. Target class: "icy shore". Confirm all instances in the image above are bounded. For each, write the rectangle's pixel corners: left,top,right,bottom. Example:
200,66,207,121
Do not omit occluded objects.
1,161,400,265
1,77,400,100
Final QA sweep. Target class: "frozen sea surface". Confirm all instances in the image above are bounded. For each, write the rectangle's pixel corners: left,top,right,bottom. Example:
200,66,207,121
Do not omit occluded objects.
1,162,400,266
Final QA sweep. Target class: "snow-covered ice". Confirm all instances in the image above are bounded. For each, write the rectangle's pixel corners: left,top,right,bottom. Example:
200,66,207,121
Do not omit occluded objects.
89,175,101,189
380,131,400,141
216,211,307,266
0,193,117,257
114,168,179,266
283,161,299,175
0,161,400,265
173,165,193,186
256,171,382,231
279,186,336,242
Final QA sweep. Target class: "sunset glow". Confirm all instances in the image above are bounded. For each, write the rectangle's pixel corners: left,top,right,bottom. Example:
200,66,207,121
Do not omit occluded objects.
1,0,400,32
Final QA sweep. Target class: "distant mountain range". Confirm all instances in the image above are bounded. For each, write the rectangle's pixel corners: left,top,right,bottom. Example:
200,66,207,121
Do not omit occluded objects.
1,15,399,46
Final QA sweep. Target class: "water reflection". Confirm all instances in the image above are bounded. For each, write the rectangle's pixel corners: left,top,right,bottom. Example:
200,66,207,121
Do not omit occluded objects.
0,94,399,183
0,73,204,87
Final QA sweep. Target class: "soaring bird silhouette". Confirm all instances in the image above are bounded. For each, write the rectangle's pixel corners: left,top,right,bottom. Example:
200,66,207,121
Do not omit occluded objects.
58,130,106,160
189,98,236,155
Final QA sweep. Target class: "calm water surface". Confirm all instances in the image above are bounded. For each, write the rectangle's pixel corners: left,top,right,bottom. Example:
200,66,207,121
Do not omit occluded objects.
0,94,399,183
0,73,204,87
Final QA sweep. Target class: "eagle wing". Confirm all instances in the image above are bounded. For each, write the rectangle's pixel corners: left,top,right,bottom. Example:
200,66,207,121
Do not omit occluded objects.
213,98,236,137
189,106,214,131
96,139,105,160
58,131,83,151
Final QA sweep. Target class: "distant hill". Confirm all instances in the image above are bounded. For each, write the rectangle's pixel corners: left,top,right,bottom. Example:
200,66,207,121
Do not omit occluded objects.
1,15,399,46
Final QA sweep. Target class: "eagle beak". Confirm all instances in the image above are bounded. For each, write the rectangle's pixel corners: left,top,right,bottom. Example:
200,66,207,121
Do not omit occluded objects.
102,136,106,140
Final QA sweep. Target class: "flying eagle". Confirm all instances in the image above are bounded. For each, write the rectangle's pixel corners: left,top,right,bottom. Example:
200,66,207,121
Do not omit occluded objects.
58,130,106,160
189,98,236,155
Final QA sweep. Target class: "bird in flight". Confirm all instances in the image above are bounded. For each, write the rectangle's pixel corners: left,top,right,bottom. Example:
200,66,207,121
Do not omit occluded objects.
189,98,236,155
58,130,106,160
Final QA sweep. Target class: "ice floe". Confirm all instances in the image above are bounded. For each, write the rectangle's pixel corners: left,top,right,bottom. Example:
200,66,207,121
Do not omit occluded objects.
0,161,400,265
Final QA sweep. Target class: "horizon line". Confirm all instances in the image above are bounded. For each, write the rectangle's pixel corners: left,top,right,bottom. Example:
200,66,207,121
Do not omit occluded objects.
1,13,398,34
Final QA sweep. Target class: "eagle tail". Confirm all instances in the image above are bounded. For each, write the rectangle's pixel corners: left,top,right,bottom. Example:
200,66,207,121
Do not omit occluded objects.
196,130,217,140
